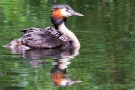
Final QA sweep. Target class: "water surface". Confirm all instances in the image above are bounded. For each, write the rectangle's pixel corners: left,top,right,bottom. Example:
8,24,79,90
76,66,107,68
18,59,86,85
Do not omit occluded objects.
0,0,135,90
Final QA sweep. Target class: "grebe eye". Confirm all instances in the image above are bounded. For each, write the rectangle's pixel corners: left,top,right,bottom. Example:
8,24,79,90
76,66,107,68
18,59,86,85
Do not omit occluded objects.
66,9,68,12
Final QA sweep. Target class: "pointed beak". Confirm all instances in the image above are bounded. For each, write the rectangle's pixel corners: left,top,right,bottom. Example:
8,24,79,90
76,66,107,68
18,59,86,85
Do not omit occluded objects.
68,80,82,86
70,10,84,16
73,12,84,16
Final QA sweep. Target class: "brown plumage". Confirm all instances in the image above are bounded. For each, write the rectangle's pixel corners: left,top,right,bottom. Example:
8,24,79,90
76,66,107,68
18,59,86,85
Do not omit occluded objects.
52,8,64,19
21,27,72,49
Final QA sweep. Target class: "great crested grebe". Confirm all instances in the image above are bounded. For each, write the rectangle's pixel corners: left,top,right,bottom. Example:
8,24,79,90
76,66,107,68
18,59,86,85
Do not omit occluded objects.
4,5,84,50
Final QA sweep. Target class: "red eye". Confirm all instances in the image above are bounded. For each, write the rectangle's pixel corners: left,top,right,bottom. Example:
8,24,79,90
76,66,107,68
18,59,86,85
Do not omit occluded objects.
66,9,68,12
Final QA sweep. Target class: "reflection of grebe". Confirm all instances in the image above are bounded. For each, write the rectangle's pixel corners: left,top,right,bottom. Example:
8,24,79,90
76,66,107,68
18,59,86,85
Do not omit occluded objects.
51,56,82,86
4,5,83,50
51,64,82,86
4,40,82,85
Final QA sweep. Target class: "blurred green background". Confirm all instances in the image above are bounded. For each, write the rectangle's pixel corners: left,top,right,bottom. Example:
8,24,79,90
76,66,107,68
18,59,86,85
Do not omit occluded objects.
0,0,135,90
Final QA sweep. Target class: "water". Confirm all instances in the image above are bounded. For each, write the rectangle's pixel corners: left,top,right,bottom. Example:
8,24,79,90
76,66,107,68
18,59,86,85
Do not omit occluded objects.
0,0,135,90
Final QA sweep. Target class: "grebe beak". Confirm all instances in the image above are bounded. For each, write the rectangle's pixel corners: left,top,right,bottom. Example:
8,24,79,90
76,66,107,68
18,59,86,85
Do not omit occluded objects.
70,10,84,16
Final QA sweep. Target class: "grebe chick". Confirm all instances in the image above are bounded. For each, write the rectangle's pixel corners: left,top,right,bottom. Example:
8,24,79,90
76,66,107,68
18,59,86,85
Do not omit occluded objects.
7,5,84,50
3,38,30,54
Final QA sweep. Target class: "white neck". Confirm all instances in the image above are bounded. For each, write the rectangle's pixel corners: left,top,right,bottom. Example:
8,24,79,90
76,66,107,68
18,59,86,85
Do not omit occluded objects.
58,22,80,49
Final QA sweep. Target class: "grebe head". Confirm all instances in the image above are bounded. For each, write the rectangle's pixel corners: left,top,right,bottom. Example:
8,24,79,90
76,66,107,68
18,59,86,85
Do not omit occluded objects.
52,4,84,17
51,4,84,29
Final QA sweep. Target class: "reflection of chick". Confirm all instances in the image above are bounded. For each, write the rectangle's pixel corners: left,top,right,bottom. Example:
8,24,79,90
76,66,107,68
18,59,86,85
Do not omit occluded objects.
51,66,82,86
3,38,30,54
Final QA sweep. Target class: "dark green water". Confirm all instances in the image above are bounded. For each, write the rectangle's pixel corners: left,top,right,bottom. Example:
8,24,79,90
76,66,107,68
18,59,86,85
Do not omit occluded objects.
1,0,135,90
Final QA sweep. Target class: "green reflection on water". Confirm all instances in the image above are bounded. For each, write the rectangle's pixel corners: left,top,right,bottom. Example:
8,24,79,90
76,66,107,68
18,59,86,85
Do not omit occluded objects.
0,0,135,90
